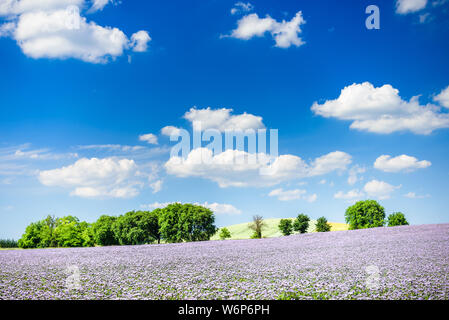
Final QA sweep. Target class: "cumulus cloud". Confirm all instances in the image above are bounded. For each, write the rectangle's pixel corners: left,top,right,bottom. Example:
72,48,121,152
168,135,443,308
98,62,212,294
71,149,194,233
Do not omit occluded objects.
0,0,150,63
161,126,183,137
149,179,162,193
404,191,431,198
334,189,364,201
165,148,351,188
269,188,317,202
348,165,366,185
311,82,449,135
396,0,428,14
434,86,449,108
89,0,112,13
230,2,254,15
38,157,143,198
374,155,431,172
226,11,306,48
363,179,401,200
183,107,265,131
139,133,158,145
142,201,241,215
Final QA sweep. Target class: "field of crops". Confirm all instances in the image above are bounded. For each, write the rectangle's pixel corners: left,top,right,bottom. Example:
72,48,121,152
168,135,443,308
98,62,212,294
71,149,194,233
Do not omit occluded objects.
1,224,448,300
210,218,348,240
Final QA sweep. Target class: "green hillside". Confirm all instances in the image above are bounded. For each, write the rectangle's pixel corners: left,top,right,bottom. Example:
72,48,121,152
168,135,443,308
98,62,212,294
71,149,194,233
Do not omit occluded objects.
211,218,349,240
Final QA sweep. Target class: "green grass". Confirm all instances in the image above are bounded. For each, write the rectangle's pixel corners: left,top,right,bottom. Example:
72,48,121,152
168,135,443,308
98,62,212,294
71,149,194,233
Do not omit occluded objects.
211,218,349,240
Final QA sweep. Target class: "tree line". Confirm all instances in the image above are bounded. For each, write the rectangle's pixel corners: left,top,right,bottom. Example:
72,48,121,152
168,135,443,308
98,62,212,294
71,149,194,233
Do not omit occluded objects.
17,203,217,249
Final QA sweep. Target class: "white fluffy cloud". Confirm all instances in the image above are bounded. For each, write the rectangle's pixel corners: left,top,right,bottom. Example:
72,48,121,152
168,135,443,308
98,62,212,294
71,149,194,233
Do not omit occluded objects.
161,126,183,137
142,201,241,215
139,133,158,145
227,11,306,48
434,86,449,108
374,155,431,172
363,179,401,200
269,188,317,202
230,2,254,15
334,189,364,201
348,165,366,185
396,0,428,14
149,179,162,193
0,0,150,63
165,148,351,188
38,157,143,198
89,0,111,13
183,107,265,131
311,82,449,135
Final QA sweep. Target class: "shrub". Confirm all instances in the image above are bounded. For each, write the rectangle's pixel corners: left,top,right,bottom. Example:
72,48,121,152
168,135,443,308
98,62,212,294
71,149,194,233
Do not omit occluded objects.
0,239,18,248
345,200,386,230
278,219,293,236
293,214,310,233
315,216,331,232
387,212,409,227
219,227,232,240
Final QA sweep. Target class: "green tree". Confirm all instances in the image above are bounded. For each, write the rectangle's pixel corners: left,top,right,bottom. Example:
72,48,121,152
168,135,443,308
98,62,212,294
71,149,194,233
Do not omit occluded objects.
248,215,266,239
18,221,46,248
293,214,310,234
315,216,331,232
387,212,409,227
278,219,293,236
219,227,232,240
113,211,160,245
93,215,119,246
54,216,85,247
345,200,386,230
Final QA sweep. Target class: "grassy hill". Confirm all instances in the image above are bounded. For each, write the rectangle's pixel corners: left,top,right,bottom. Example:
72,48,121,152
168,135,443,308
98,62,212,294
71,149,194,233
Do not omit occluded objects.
211,218,349,240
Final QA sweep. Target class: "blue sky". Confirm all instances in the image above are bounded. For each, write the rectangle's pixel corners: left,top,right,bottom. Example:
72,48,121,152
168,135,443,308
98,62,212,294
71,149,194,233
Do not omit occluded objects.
1,0,449,239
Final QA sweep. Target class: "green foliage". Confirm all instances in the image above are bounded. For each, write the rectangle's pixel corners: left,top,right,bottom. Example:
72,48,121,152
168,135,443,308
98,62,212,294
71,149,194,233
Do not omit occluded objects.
93,215,119,246
387,212,409,227
248,215,266,239
278,219,293,236
0,239,18,248
293,213,310,234
113,211,161,245
315,216,331,232
159,203,217,243
345,200,386,230
219,227,231,240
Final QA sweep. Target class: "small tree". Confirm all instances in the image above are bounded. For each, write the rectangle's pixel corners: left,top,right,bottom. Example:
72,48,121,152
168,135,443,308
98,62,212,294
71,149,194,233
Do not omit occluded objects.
345,200,386,230
278,219,293,236
219,227,231,240
293,214,310,233
387,212,409,226
315,216,331,232
248,215,266,239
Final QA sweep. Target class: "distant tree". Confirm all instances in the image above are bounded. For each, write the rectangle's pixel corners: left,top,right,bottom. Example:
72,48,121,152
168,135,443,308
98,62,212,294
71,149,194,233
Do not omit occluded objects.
293,214,310,234
159,203,217,243
18,220,47,248
54,216,85,247
0,239,18,248
345,200,386,230
315,216,331,232
43,215,57,247
219,227,232,240
278,219,293,236
113,211,160,245
93,215,119,246
387,212,409,227
248,215,266,239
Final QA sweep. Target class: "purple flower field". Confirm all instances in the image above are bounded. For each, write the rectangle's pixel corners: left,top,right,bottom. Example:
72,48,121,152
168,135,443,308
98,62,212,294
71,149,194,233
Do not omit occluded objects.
1,224,448,300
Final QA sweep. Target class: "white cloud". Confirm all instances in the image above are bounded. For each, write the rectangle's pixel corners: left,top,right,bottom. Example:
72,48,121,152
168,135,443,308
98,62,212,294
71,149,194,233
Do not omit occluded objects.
374,155,431,172
165,148,351,188
311,82,449,135
363,179,401,200
348,165,366,185
434,85,449,108
139,133,158,145
396,0,428,14
183,107,265,131
334,189,364,200
0,0,150,63
269,188,305,201
227,11,306,48
149,179,162,193
38,157,143,198
89,0,111,13
161,126,183,137
404,191,431,198
130,30,151,52
0,21,14,37
141,201,241,215
230,2,254,15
